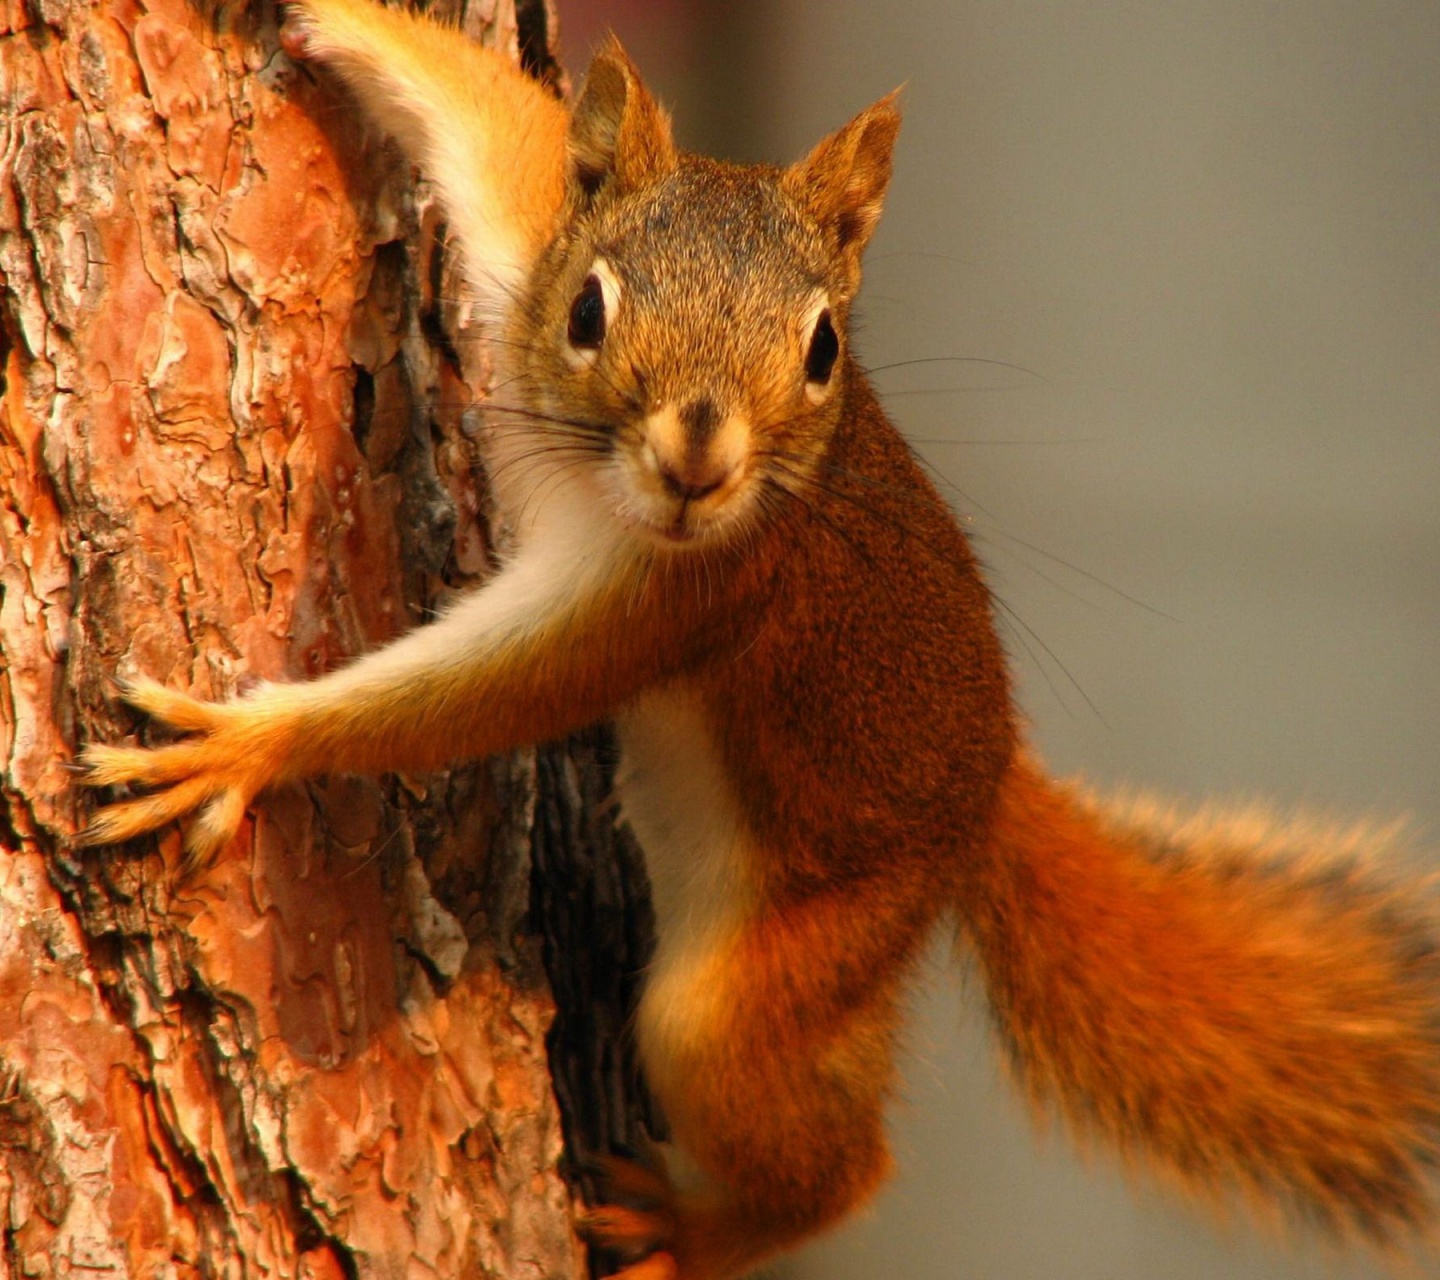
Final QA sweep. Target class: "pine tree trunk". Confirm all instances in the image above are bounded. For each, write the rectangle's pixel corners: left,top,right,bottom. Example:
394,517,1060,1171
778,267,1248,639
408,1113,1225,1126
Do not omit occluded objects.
0,1,650,1275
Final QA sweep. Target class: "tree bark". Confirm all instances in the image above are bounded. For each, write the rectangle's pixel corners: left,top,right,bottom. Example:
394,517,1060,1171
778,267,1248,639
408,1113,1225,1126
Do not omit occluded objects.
0,0,650,1275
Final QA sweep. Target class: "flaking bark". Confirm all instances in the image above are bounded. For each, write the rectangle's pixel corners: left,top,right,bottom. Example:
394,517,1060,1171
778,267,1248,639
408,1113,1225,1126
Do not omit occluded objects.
0,0,647,1274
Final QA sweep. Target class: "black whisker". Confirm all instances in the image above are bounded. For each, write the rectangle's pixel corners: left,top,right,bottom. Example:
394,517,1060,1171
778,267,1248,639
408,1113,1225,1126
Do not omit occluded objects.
983,529,1178,622
862,355,1051,385
908,435,1097,446
483,400,614,439
989,591,1105,725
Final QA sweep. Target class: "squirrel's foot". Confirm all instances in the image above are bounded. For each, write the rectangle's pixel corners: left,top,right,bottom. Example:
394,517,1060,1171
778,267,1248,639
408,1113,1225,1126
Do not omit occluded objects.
578,1155,680,1275
606,1256,678,1280
77,677,291,867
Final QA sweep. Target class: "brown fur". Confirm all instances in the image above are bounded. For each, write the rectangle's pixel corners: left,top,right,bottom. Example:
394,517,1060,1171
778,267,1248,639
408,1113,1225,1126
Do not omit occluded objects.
974,760,1440,1241
81,4,1440,1276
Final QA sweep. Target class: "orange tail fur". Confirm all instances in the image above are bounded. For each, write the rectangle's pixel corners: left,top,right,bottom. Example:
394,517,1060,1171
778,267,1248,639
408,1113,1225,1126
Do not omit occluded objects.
969,757,1440,1243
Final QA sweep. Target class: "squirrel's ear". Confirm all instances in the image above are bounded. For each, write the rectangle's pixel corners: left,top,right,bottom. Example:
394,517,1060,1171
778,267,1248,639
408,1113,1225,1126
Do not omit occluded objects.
783,91,901,280
568,37,678,202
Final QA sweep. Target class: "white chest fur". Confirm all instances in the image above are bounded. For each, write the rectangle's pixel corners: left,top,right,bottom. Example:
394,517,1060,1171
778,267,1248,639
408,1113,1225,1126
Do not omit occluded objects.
615,685,754,1075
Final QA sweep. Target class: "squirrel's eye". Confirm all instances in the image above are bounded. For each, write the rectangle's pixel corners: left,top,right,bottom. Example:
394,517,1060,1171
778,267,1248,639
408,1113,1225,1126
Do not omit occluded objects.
805,309,839,385
568,274,606,350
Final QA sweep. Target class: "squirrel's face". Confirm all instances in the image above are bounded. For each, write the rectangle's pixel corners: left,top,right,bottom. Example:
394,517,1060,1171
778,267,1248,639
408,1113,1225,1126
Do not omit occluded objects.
514,159,853,550
494,41,899,553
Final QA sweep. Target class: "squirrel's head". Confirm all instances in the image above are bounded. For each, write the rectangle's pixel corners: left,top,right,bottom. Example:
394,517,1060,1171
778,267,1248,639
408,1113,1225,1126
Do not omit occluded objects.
504,39,899,551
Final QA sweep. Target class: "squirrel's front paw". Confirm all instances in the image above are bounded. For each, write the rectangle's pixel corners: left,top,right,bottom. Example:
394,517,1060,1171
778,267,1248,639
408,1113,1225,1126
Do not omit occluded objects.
78,678,293,865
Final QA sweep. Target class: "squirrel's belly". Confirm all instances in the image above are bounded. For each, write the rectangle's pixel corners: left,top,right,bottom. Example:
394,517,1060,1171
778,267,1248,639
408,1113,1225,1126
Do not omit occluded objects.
614,686,754,1077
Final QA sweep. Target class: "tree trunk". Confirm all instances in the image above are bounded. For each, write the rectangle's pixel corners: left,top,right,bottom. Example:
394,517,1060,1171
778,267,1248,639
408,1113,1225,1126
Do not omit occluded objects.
0,0,651,1275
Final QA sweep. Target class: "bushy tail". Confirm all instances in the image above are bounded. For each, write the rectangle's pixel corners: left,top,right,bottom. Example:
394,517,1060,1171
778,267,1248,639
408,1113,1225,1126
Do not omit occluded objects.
967,756,1440,1244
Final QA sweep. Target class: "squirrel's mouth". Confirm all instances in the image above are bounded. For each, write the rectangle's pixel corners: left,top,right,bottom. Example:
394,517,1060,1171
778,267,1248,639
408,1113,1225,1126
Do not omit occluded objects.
618,488,749,551
613,437,755,550
632,506,717,549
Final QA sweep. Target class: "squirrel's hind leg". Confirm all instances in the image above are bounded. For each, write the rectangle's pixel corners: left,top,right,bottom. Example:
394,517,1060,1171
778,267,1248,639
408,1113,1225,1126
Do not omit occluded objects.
603,895,928,1279
583,1124,891,1280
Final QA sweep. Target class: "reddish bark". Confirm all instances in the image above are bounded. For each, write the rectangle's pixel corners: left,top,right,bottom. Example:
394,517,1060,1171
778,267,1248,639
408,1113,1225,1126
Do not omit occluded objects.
0,1,626,1275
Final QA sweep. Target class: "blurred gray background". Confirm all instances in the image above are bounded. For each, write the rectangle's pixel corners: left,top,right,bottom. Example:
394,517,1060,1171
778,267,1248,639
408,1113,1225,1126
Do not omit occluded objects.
560,2,1440,1276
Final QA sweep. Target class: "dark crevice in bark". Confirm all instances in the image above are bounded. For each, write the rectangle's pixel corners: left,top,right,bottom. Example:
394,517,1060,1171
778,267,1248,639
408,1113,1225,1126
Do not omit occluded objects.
530,727,663,1200
420,227,465,374
514,0,562,93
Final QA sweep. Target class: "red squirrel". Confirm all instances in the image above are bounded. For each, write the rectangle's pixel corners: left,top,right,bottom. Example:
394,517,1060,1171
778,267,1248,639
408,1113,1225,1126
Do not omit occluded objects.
79,1,1440,1276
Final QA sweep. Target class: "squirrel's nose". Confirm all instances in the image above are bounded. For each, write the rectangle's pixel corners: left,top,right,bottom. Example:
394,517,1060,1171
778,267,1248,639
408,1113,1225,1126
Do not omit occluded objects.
657,456,730,502
644,402,749,504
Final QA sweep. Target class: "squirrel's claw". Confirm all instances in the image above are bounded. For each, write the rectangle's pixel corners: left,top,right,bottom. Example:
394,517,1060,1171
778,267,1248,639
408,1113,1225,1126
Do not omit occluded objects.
578,1203,673,1255
76,772,222,844
578,1153,679,1271
591,1153,673,1206
119,676,231,734
78,739,206,789
77,777,250,873
77,679,276,863
604,1255,678,1280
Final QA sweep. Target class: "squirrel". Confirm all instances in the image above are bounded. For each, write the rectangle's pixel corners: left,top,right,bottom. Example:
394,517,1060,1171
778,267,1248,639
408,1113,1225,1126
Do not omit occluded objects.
77,1,1440,1277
